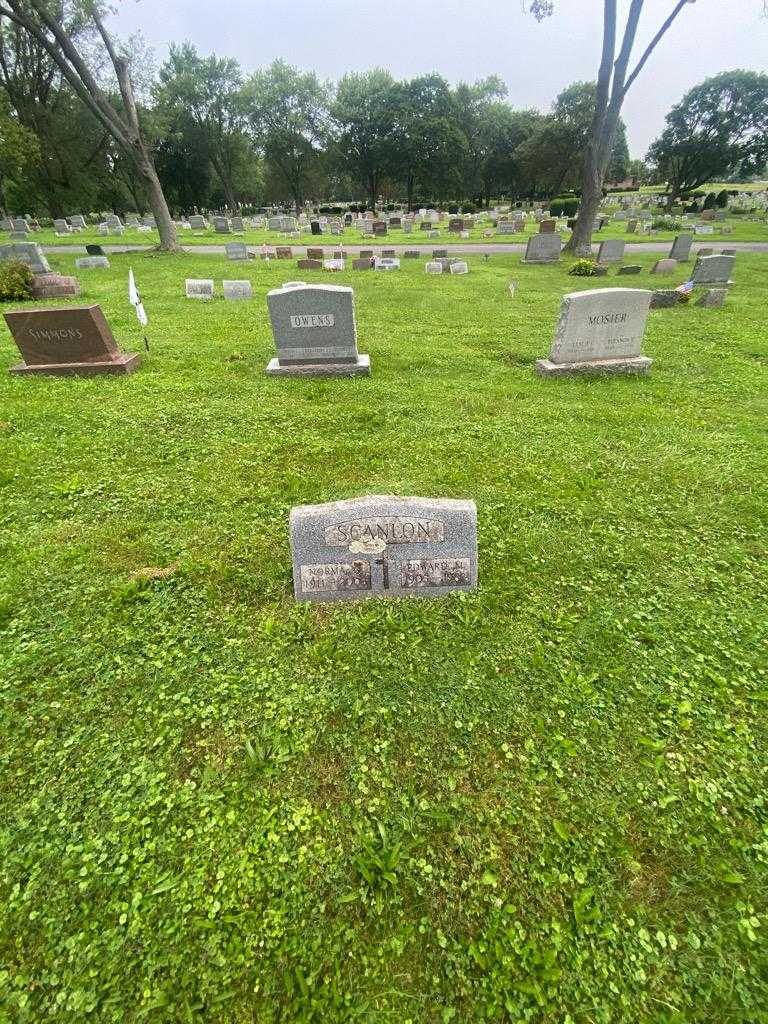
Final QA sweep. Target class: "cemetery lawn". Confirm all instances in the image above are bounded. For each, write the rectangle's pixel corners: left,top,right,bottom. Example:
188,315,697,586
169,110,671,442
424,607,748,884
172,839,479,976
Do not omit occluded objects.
15,214,768,250
1,250,768,1023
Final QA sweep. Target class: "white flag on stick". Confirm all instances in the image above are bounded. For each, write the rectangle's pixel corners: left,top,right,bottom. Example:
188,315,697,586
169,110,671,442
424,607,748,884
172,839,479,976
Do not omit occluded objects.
128,267,148,327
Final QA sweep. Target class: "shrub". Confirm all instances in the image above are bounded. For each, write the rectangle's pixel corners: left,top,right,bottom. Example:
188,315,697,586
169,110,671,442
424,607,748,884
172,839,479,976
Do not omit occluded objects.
0,260,33,302
550,197,579,217
568,259,598,277
652,218,681,231
703,192,718,210
447,204,459,214
716,190,729,208
461,202,477,215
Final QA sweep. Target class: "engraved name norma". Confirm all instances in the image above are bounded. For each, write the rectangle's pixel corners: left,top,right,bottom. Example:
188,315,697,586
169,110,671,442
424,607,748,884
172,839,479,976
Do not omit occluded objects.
300,561,372,593
324,517,445,547
290,313,335,328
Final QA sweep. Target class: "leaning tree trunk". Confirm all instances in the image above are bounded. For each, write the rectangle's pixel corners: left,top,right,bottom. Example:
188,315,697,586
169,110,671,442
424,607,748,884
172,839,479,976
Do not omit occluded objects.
568,144,604,256
134,148,178,251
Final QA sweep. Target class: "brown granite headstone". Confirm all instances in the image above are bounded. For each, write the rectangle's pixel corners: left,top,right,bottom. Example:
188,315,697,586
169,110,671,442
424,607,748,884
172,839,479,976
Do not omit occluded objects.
30,274,80,299
306,247,324,260
276,246,293,259
539,219,556,233
4,304,140,376
296,258,322,271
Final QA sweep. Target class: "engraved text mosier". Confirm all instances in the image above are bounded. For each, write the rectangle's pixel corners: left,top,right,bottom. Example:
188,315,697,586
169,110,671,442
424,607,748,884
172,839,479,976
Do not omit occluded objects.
324,517,444,546
290,313,335,328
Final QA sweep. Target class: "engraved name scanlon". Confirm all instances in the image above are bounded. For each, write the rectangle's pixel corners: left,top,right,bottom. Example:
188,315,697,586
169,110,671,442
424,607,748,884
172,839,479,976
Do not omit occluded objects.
290,496,477,603
290,313,335,328
324,517,445,547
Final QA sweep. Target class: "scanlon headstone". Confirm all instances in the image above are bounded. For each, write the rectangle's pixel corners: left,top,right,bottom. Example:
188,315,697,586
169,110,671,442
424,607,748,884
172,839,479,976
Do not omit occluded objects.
536,288,652,378
223,280,252,301
523,233,561,264
597,239,626,264
0,242,51,274
186,279,214,300
266,283,370,378
4,304,140,377
289,495,478,603
669,234,694,261
691,254,734,286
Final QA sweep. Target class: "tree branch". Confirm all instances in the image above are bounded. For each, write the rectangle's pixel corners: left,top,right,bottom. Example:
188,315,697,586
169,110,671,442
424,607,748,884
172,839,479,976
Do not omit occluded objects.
623,0,692,96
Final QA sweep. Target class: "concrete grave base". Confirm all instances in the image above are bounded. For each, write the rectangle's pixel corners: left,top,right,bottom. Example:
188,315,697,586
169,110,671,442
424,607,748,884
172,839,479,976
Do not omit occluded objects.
266,353,370,378
535,355,652,378
10,352,141,377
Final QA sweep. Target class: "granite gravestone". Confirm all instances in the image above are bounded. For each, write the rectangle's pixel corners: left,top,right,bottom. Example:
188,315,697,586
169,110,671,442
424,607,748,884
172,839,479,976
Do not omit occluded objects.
5,304,139,376
30,274,80,299
425,261,443,274
231,216,245,232
597,239,626,264
186,279,215,300
212,216,231,233
289,496,477,603
450,261,469,275
69,215,87,229
691,254,735,286
669,234,694,261
76,256,110,270
372,221,387,236
226,242,248,260
223,280,252,301
536,288,652,378
276,246,293,259
189,215,207,230
266,283,370,377
695,288,727,308
539,219,556,233
652,259,677,274
296,258,322,271
0,242,50,274
523,233,561,264
53,219,71,234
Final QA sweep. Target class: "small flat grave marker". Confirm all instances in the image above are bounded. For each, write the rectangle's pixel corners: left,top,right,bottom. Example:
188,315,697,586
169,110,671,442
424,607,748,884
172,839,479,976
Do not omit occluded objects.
223,280,252,301
290,495,477,603
75,256,110,269
186,279,214,300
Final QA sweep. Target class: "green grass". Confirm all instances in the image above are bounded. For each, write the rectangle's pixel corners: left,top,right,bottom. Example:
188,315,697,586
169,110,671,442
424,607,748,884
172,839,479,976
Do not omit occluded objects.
11,212,768,251
1,250,767,1023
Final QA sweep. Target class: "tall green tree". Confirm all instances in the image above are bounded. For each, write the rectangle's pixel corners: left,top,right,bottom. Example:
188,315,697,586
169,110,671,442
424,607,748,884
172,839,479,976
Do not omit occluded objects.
451,76,507,202
156,43,251,210
246,59,328,214
516,82,628,195
0,90,38,212
389,74,459,209
647,70,768,207
330,69,397,210
0,0,179,249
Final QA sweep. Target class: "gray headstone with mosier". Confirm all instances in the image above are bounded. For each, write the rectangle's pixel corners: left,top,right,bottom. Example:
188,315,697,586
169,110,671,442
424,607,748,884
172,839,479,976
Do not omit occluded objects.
536,288,652,377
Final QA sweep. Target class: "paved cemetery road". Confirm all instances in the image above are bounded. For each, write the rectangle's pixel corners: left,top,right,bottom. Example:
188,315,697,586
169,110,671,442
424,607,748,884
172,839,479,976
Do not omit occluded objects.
41,241,768,257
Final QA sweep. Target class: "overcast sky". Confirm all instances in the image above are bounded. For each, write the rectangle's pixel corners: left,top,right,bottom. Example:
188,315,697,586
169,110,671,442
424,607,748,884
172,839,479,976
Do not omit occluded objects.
111,0,767,157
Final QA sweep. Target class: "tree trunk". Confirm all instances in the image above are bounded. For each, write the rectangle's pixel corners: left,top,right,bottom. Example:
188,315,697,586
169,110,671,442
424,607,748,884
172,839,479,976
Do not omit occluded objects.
567,146,603,256
134,150,178,251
